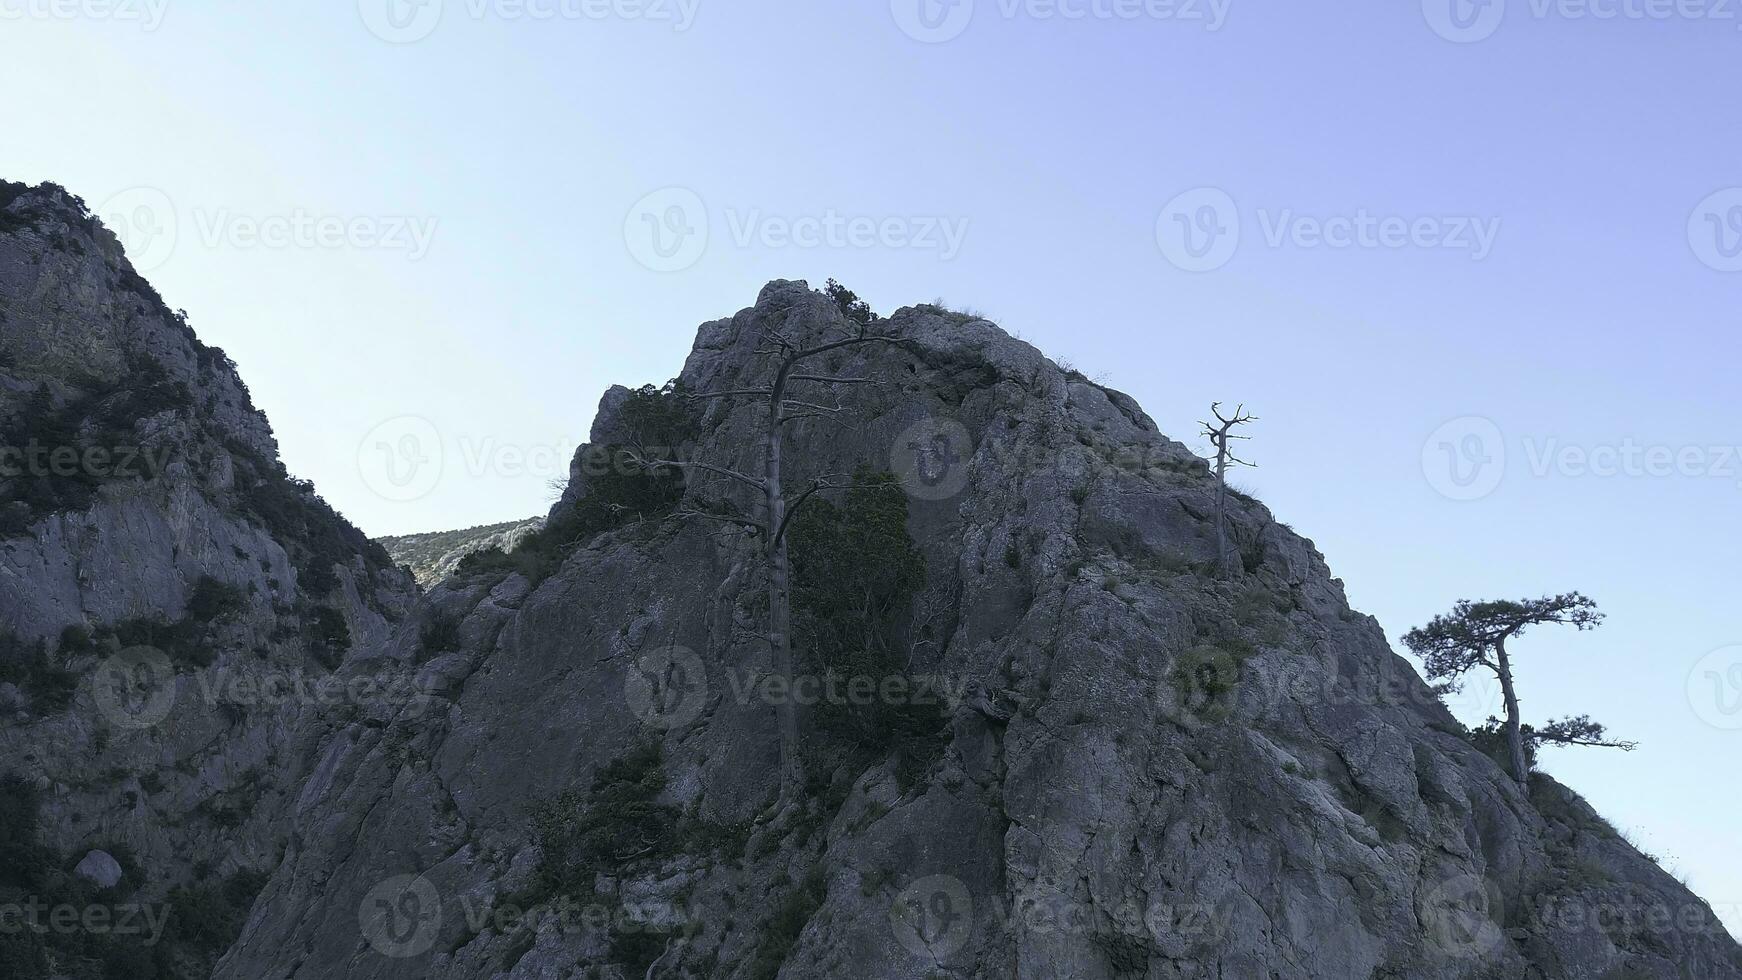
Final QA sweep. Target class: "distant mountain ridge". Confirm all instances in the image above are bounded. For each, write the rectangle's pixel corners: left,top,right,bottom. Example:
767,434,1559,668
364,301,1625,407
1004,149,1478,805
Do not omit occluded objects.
379,517,545,587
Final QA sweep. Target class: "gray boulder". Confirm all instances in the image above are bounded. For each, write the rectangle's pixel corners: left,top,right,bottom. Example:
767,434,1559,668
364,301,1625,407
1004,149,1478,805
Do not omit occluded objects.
73,848,123,889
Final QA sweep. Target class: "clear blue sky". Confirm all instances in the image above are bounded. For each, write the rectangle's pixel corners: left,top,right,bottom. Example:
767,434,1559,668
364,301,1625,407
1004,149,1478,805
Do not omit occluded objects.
3,0,1738,937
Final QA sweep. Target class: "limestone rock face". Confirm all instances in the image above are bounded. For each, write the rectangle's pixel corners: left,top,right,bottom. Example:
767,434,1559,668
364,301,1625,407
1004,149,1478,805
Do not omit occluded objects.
73,848,123,888
0,181,415,977
218,281,1736,979
4,180,1738,980
381,518,546,588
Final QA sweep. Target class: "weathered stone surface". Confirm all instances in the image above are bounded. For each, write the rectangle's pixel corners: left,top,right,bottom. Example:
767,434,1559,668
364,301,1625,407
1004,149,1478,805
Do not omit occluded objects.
73,848,123,888
220,283,1739,979
5,181,1737,979
1,181,416,977
381,518,545,588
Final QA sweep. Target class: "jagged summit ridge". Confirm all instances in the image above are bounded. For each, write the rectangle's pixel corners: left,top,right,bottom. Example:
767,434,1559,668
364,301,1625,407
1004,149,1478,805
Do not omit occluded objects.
213,279,1739,978
3,180,1736,977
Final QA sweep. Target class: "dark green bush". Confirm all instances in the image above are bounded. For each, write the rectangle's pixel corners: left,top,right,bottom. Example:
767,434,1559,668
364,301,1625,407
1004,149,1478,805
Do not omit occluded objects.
0,356,194,534
105,616,213,669
229,448,392,600
304,606,351,670
789,470,945,789
419,610,462,654
526,741,677,903
0,769,220,978
0,629,79,713
824,279,877,326
459,384,696,585
607,924,670,976
58,624,97,656
162,867,269,956
186,576,246,623
746,867,826,980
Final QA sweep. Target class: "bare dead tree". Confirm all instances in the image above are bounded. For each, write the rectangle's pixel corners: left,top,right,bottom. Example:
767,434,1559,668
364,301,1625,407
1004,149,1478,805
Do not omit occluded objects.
1199,402,1257,574
626,315,902,806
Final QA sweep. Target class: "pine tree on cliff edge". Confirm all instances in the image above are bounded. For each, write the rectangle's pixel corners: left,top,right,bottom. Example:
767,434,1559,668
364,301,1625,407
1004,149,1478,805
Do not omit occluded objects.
1404,592,1635,787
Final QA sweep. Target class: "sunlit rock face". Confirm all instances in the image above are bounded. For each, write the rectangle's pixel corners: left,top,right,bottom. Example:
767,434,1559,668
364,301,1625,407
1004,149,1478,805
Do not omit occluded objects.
380,519,546,588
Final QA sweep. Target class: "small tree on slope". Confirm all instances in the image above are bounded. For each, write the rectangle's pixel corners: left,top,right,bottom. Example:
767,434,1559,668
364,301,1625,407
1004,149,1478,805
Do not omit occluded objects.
1199,402,1256,575
1403,592,1635,787
626,307,902,808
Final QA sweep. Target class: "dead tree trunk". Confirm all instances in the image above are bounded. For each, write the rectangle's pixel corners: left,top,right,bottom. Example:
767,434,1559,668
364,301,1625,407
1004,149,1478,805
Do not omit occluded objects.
631,317,900,807
1200,402,1257,575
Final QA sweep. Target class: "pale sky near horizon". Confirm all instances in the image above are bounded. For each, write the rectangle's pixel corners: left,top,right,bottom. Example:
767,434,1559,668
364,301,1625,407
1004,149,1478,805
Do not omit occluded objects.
3,0,1739,940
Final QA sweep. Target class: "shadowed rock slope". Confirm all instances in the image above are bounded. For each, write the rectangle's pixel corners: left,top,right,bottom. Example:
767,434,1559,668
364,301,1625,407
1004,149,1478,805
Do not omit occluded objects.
209,280,1737,979
1,181,415,978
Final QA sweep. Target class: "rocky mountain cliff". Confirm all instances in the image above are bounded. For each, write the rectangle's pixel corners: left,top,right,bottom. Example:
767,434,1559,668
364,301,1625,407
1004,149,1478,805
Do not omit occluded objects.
380,519,545,588
3,182,1738,979
1,181,416,977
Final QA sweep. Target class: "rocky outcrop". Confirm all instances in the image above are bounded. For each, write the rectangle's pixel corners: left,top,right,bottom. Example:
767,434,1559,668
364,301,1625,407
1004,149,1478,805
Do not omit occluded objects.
210,280,1738,979
4,181,1736,978
381,518,545,588
0,181,415,978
